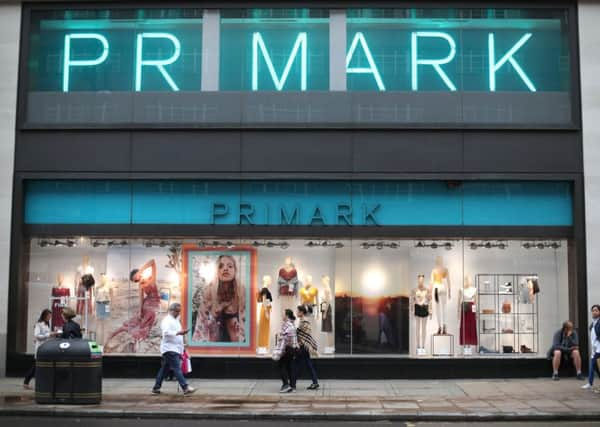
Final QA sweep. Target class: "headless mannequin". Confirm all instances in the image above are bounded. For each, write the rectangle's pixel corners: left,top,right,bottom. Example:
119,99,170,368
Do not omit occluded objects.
76,255,95,316
95,273,112,345
278,256,300,299
431,256,451,335
257,275,273,350
51,273,70,331
320,275,334,349
458,276,477,352
411,275,431,354
300,275,319,318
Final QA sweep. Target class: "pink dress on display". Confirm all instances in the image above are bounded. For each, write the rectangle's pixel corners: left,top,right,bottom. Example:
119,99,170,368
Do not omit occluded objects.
51,286,70,330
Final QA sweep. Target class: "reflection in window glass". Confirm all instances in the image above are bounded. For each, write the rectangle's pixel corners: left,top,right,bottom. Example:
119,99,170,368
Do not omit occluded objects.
28,9,203,92
346,8,570,92
220,9,329,91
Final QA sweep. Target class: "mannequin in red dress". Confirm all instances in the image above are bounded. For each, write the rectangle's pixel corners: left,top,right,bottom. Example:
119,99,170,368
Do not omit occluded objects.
51,273,70,331
105,259,160,353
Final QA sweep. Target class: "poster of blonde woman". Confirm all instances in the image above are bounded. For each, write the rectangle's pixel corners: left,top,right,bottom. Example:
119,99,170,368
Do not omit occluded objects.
182,245,256,355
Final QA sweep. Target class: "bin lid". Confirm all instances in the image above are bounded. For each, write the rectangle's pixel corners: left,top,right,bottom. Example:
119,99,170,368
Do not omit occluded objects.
37,338,97,360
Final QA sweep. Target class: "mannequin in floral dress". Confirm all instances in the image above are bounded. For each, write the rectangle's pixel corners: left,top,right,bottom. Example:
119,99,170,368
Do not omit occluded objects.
105,259,160,352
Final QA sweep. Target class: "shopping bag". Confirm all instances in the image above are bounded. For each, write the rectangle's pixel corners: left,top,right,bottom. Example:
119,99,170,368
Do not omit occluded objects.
182,351,192,374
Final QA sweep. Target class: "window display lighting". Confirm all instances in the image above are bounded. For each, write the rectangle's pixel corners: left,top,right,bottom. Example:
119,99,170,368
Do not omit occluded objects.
413,241,455,250
521,241,561,249
38,239,76,248
304,240,345,248
468,240,509,250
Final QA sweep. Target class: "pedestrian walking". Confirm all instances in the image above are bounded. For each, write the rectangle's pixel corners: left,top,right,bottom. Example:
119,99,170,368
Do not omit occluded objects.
152,303,195,395
582,305,600,389
549,320,583,380
61,307,82,339
296,305,319,390
273,309,298,393
23,309,57,389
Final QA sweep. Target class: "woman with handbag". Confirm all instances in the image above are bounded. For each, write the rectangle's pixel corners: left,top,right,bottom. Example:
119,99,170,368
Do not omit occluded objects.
273,309,298,393
296,305,320,390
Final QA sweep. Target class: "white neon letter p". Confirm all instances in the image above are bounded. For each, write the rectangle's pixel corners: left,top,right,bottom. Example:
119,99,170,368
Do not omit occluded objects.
62,33,109,92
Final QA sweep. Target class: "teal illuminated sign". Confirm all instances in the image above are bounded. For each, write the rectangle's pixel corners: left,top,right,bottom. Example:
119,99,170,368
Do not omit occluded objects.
28,10,569,93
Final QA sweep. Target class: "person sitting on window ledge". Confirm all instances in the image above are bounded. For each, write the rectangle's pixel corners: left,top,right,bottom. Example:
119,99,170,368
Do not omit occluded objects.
548,320,583,381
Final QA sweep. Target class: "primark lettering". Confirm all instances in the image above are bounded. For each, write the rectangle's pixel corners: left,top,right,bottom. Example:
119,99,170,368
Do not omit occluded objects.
62,31,536,92
210,203,381,226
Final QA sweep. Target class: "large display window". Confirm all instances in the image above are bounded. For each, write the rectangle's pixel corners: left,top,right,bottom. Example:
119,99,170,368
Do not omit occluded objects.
21,236,569,359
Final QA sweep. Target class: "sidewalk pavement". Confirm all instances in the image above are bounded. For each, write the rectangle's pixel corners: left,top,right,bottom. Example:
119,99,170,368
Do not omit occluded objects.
0,377,599,421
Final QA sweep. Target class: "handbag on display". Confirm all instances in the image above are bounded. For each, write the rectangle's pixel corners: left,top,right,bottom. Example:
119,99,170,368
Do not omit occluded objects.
502,300,512,314
503,345,514,354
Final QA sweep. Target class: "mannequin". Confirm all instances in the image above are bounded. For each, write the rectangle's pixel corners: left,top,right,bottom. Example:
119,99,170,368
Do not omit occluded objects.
431,256,451,335
76,255,95,316
458,276,477,352
257,275,273,349
51,273,70,331
299,275,319,317
95,273,112,345
320,275,334,352
411,274,431,355
278,256,300,296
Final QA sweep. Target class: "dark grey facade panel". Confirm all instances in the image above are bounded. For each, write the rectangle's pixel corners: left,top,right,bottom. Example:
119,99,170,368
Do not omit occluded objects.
240,131,354,172
131,131,242,172
462,131,582,173
16,131,132,172
352,131,463,173
23,91,575,128
14,129,582,174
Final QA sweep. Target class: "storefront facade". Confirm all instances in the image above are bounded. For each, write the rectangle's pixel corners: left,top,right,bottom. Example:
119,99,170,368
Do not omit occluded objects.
0,1,595,378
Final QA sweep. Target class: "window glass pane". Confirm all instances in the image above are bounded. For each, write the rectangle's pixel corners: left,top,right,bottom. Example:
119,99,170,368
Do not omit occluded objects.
220,8,329,91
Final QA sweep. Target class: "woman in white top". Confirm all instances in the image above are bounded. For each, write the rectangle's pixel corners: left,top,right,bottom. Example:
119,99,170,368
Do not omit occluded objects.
23,309,57,389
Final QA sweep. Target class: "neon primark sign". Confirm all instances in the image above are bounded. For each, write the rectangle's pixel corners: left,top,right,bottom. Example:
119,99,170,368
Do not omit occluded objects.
61,30,536,92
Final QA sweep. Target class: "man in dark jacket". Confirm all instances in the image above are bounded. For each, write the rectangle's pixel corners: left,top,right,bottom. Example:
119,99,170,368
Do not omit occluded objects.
582,305,600,389
549,320,582,381
61,307,82,339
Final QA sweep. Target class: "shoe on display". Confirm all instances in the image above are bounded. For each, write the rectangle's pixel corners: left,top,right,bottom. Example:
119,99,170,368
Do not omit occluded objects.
552,373,559,381
520,345,533,353
501,282,512,289
183,386,196,395
280,385,292,393
582,383,592,389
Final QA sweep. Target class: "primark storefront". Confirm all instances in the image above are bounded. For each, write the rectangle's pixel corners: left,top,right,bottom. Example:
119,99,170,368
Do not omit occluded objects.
6,1,588,378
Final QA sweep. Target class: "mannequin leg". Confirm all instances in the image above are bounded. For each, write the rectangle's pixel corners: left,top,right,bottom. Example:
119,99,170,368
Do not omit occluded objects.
415,317,422,349
440,292,447,333
420,316,428,349
435,298,442,333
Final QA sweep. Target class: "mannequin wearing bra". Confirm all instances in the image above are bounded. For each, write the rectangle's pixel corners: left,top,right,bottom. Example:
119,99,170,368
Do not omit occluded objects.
257,275,273,348
411,274,431,353
431,255,451,335
299,275,318,318
458,276,478,349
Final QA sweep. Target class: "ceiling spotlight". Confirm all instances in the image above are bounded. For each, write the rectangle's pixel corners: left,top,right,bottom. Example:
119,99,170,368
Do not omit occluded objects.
321,241,328,247
484,242,492,249
305,241,314,248
212,241,220,247
375,242,384,250
226,241,234,249
360,242,370,249
536,243,545,250
335,242,344,249
144,241,153,248
251,241,261,247
497,242,507,250
415,241,425,248
522,242,531,249
550,242,560,249
266,241,275,248
159,241,168,248
469,242,478,250
198,241,206,248
39,240,49,248
389,242,398,249
430,242,438,249
444,242,453,250
280,242,289,250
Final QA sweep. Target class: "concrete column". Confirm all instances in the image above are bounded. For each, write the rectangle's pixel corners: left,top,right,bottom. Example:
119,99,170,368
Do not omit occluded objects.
201,9,220,91
0,3,20,377
329,9,346,91
579,1,600,325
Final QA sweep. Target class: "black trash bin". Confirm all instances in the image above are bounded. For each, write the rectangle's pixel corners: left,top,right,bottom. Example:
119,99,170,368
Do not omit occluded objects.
35,339,102,404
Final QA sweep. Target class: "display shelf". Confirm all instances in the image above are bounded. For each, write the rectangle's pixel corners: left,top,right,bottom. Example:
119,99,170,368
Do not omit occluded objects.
476,274,539,355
